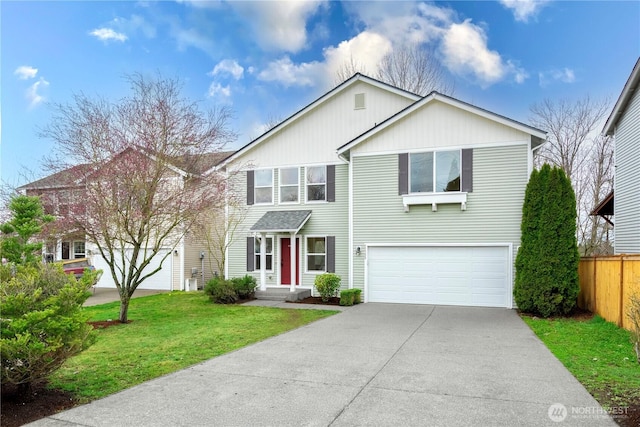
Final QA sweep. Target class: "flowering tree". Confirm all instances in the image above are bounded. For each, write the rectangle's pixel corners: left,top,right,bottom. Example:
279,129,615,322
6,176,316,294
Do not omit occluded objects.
40,74,236,322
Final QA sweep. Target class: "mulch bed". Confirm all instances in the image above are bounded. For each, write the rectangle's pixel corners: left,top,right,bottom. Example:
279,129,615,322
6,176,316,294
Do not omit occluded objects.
1,383,77,427
288,296,342,305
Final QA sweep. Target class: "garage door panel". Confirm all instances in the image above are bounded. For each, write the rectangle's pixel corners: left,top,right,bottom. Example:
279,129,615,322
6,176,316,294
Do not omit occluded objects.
93,249,172,290
367,246,509,308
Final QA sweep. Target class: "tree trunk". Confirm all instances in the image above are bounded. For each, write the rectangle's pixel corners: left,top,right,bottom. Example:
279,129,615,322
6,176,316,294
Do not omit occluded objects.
119,294,130,323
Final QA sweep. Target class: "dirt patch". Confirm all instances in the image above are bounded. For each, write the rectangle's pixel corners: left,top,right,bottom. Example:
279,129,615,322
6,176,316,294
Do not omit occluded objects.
288,296,342,305
519,307,595,322
88,319,132,329
614,404,640,427
1,383,77,427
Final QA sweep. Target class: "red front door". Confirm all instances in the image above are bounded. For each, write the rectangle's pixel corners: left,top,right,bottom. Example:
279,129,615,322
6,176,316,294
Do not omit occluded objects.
281,237,300,285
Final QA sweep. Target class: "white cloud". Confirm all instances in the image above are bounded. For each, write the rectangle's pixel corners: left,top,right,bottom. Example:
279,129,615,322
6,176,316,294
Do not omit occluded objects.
323,31,392,78
112,14,156,39
14,66,38,80
539,67,576,87
230,1,325,53
210,59,244,80
90,27,128,42
208,82,231,98
499,0,550,23
441,20,525,86
26,77,49,108
258,56,321,88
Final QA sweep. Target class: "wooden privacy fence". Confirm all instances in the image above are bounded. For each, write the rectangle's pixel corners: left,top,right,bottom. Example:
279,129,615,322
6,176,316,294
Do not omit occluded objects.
578,255,640,330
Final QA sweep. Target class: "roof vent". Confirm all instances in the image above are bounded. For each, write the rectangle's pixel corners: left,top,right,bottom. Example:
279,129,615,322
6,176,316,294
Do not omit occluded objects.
354,93,365,110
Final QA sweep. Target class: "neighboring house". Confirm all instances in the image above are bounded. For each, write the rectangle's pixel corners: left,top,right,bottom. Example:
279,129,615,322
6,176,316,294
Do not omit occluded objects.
19,150,232,291
218,74,546,308
602,57,640,254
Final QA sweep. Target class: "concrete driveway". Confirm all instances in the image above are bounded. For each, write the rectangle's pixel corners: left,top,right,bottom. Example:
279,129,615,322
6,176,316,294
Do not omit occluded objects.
29,304,614,426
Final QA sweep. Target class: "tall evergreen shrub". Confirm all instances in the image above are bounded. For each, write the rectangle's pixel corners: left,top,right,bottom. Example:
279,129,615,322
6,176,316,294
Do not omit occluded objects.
514,164,580,317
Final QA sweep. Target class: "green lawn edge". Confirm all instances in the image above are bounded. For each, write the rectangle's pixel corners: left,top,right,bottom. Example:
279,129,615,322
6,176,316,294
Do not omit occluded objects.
522,314,640,408
49,292,338,402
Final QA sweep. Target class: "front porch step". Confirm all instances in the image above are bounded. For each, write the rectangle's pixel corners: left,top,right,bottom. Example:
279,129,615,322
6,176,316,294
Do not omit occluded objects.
255,288,311,302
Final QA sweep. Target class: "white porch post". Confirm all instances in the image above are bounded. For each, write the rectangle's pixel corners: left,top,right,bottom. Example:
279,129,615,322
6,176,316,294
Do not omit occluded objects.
259,232,267,291
290,232,296,292
56,239,63,261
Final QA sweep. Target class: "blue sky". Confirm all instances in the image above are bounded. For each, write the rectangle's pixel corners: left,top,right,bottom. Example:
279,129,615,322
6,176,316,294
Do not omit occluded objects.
2,0,639,188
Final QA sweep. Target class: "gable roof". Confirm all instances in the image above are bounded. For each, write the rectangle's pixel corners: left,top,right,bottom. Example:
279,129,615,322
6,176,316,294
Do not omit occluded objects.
213,73,422,171
19,149,232,191
603,57,640,136
19,163,93,190
337,91,547,156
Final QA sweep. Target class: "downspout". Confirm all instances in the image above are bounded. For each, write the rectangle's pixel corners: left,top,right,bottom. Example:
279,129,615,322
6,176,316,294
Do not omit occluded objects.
338,151,353,290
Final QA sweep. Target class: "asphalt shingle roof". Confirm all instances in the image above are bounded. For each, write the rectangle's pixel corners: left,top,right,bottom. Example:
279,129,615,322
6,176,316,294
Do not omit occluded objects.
250,210,312,233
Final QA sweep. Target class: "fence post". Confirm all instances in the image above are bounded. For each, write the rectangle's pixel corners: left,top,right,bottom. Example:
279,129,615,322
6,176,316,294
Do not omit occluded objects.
619,257,625,327
593,256,597,314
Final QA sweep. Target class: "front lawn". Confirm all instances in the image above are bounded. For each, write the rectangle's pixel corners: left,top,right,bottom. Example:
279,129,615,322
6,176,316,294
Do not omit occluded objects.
49,292,337,401
523,314,640,424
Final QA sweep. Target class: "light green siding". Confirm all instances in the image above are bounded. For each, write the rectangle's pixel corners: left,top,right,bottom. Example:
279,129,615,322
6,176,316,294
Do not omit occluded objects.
227,164,349,291
352,144,529,290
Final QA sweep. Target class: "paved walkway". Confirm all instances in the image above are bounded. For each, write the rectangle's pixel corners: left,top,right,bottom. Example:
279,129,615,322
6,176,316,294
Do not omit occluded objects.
29,304,614,426
84,288,168,306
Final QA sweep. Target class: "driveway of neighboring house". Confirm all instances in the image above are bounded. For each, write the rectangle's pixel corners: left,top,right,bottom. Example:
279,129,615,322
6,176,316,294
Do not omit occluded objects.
28,303,614,426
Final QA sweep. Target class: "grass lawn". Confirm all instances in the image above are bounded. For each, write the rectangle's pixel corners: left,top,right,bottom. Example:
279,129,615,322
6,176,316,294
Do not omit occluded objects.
523,314,640,410
49,292,337,402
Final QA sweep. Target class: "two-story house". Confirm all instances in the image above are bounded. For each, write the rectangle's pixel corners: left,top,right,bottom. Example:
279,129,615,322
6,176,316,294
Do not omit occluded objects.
19,149,232,291
218,74,546,308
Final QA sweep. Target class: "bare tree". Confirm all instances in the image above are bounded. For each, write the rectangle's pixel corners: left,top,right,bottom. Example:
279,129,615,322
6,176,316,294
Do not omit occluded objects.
334,44,454,96
333,55,370,88
577,134,614,255
192,188,247,279
376,45,454,96
529,96,612,255
40,73,236,322
530,96,610,182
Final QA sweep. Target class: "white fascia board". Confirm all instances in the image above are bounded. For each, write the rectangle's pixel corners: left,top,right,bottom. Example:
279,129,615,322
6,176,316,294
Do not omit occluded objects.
603,57,640,136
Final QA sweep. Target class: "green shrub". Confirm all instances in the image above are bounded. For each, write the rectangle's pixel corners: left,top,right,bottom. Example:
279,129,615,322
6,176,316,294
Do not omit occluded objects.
314,273,341,302
1,263,96,390
339,289,355,306
204,276,237,304
353,288,362,304
514,165,580,317
230,275,257,299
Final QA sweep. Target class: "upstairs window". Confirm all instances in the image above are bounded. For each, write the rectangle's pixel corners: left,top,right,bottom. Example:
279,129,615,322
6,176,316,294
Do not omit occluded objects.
410,150,460,193
279,167,299,203
254,169,273,204
306,166,326,202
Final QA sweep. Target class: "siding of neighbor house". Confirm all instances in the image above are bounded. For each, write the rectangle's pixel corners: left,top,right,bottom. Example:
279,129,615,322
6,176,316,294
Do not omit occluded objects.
184,232,219,288
614,86,640,254
351,143,530,291
226,164,349,289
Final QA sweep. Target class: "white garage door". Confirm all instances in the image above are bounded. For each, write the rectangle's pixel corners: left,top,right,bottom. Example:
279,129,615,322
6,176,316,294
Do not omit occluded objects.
92,249,173,290
367,245,510,307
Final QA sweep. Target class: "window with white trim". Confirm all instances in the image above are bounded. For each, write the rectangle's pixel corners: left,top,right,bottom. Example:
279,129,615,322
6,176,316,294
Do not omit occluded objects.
306,166,326,202
279,167,299,203
306,237,326,272
410,150,460,193
254,169,273,204
254,237,273,271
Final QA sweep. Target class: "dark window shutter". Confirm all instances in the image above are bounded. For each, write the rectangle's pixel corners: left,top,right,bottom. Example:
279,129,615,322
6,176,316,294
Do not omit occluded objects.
461,149,473,193
246,237,254,271
247,170,254,205
398,153,408,195
327,165,336,202
326,236,335,273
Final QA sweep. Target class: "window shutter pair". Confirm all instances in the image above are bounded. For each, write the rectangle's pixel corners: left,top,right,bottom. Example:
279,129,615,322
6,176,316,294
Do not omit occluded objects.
246,236,336,273
398,149,473,195
246,166,335,204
